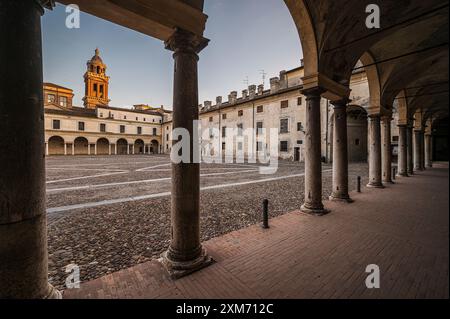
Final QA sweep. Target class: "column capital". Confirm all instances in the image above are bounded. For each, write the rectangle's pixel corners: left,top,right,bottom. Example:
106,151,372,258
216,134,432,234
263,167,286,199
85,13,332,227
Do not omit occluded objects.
368,113,381,120
35,0,55,14
331,98,351,108
165,28,209,55
381,115,393,122
300,86,326,99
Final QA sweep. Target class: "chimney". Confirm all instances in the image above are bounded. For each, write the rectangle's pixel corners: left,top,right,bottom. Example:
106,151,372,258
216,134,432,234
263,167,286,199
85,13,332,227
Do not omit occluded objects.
204,100,212,109
242,89,248,99
257,84,264,95
229,91,237,104
270,77,280,94
279,70,287,89
216,96,222,106
248,85,256,99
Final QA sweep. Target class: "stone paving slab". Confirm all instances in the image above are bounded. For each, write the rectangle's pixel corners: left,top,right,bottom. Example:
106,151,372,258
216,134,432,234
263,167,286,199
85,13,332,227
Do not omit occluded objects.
64,164,449,299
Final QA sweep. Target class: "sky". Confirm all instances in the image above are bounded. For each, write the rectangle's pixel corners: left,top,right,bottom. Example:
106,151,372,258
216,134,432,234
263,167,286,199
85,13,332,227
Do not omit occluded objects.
42,0,303,109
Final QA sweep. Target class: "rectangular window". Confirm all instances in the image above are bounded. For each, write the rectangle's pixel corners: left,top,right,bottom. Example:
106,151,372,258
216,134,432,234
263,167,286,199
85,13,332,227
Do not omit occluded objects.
59,96,68,107
222,142,226,150
256,141,263,151
47,94,56,103
100,123,106,132
237,123,243,136
280,118,289,133
166,134,169,141
78,122,85,131
222,113,227,120
257,105,264,113
297,140,303,145
222,126,226,138
238,110,243,117
209,116,213,122
137,127,142,134
52,119,60,130
238,142,243,151
153,128,157,135
297,97,302,105
120,125,125,133
281,100,289,108
256,121,263,135
124,115,127,120
209,128,214,138
297,122,303,132
280,141,288,152
392,136,399,142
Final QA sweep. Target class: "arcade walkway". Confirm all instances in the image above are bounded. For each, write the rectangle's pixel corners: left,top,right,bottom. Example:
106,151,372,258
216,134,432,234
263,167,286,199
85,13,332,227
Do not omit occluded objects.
64,163,449,299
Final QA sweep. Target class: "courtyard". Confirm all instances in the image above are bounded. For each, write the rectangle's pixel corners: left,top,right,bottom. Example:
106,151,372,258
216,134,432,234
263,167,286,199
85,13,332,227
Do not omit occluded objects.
46,155,370,290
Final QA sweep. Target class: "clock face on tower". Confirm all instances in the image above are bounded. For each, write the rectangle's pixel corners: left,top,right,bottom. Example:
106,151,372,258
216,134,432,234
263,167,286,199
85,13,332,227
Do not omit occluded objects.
83,48,110,109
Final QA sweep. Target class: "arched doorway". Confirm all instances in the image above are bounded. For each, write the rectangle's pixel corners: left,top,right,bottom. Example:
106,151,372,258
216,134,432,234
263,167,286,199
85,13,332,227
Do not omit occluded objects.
74,137,89,155
97,138,109,155
150,139,159,154
134,139,145,154
48,136,65,155
347,105,368,162
117,138,128,155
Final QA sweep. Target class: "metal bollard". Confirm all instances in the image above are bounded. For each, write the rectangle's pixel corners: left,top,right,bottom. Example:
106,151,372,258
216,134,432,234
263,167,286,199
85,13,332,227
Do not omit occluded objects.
262,199,269,229
357,176,361,193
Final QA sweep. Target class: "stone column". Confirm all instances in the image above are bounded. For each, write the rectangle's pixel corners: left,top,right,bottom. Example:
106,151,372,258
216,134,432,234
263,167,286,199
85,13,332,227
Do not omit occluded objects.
406,125,414,175
64,143,67,156
367,115,384,188
132,144,135,155
397,125,408,176
94,143,97,155
72,143,75,155
425,134,432,168
45,142,49,156
88,144,91,155
108,143,112,155
420,131,426,170
381,116,394,184
0,0,60,299
329,99,351,202
114,144,117,155
300,87,329,214
161,29,211,278
414,129,423,171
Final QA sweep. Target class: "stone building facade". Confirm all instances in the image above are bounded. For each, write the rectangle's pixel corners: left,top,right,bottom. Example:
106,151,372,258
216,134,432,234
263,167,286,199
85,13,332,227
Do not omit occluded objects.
162,63,399,162
44,49,171,156
44,50,398,162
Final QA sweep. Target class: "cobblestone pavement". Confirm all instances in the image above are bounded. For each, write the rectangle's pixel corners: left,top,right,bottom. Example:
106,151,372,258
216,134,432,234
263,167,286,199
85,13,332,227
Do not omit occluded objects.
63,163,449,299
46,155,369,290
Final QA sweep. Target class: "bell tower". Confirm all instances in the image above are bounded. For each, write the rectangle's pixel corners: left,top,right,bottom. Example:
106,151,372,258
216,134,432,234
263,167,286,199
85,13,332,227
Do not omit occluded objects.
83,48,110,109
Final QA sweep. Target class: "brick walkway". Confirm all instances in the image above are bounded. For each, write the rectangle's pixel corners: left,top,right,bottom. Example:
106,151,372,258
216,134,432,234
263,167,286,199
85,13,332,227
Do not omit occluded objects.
64,163,449,299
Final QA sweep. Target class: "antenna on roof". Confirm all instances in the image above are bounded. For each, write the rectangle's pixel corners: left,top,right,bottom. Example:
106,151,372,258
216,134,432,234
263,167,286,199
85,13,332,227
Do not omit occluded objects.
259,69,267,87
243,76,249,87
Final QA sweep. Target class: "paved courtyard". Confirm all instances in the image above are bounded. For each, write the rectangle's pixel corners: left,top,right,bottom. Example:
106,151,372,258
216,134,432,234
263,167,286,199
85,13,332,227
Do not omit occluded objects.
46,155,370,289
63,163,449,299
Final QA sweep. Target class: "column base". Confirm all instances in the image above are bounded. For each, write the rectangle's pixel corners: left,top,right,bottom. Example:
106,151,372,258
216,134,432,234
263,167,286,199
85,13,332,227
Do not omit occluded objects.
366,182,385,188
329,194,353,203
383,180,395,184
160,247,213,280
300,204,330,216
397,172,408,177
45,284,62,299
